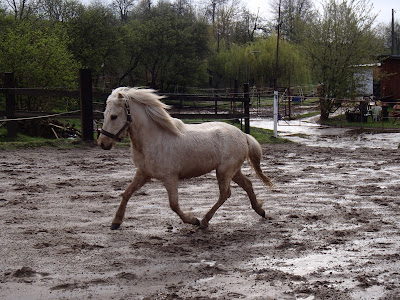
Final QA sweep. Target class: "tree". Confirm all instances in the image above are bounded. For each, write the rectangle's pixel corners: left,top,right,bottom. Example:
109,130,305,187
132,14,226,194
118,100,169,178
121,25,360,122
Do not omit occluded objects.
208,35,311,87
66,3,124,86
38,0,83,22
232,8,262,43
381,20,400,55
301,0,382,120
270,0,315,43
111,0,136,21
0,21,79,87
135,2,209,89
4,0,37,20
201,0,262,48
0,21,80,109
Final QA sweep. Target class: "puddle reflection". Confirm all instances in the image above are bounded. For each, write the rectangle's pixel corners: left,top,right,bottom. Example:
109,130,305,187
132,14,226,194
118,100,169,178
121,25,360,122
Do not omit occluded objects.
251,118,400,150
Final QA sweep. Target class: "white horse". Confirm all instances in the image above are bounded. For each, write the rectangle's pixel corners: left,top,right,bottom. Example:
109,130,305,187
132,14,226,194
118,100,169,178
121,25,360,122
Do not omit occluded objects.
98,87,273,230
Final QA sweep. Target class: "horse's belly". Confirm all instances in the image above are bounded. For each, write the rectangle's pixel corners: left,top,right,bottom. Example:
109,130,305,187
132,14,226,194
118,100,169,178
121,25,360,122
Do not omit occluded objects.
178,165,215,179
176,147,221,179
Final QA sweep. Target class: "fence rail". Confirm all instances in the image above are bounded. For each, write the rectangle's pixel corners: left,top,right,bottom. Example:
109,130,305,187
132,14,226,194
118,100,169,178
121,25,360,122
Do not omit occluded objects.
0,88,79,98
0,70,250,140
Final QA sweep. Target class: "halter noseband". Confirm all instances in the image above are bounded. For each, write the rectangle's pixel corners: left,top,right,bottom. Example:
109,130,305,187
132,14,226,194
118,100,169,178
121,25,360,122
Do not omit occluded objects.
99,101,132,142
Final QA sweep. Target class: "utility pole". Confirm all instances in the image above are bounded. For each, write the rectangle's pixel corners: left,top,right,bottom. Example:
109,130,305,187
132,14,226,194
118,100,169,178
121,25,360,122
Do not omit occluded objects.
274,0,281,91
392,9,395,55
273,0,281,138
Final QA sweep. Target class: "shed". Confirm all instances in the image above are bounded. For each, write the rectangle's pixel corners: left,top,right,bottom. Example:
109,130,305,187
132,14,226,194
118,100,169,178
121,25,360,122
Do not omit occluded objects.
376,55,400,100
353,63,378,96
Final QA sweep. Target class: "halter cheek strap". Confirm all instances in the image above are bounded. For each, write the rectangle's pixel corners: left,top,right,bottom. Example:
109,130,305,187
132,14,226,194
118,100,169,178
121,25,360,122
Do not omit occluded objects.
99,101,132,142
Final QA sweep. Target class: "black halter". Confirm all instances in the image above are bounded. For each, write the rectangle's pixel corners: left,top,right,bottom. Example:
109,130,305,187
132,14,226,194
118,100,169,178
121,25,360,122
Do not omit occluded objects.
99,101,132,142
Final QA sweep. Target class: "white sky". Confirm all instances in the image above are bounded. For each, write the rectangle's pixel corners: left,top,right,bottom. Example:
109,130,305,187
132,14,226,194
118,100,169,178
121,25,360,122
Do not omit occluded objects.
248,0,398,25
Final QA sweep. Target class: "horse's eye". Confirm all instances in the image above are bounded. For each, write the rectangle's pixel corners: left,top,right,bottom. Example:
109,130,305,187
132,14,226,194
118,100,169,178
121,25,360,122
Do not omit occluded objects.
111,115,118,120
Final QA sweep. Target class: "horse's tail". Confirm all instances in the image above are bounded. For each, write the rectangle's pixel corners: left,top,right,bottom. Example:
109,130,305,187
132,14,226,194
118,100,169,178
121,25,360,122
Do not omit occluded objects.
246,134,274,188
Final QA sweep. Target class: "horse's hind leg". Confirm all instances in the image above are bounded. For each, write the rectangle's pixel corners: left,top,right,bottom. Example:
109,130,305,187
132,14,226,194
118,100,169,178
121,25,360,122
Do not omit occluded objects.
200,170,232,228
164,178,200,226
233,170,266,218
111,169,150,230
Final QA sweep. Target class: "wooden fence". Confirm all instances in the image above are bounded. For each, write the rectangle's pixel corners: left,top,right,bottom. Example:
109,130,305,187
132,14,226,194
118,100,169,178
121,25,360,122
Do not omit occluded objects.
0,70,250,141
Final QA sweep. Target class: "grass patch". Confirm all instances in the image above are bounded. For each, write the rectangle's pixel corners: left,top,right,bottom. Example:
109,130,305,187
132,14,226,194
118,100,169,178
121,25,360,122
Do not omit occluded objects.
249,126,291,144
322,115,400,130
182,119,290,144
0,127,95,150
0,119,289,149
290,111,320,120
0,135,86,150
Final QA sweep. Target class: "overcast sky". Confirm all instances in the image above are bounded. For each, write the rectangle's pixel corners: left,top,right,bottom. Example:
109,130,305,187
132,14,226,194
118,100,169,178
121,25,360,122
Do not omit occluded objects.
248,0,398,25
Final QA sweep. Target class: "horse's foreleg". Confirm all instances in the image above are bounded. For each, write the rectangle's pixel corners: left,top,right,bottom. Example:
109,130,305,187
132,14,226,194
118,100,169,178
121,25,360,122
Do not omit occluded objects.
200,172,232,228
111,169,150,230
233,171,266,218
164,178,200,226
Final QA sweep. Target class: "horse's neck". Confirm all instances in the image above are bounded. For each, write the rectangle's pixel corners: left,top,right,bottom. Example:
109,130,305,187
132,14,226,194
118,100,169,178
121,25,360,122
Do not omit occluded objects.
128,106,161,152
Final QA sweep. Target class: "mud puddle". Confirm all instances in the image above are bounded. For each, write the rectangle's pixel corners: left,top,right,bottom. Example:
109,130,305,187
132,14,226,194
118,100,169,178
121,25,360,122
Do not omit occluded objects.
251,117,400,149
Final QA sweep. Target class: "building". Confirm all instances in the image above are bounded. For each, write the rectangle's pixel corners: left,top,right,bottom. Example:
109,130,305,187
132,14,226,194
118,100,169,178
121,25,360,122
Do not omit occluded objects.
376,55,400,100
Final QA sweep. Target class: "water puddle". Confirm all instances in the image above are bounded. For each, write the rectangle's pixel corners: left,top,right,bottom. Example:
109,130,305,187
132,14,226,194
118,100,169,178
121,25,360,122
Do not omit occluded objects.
251,117,400,149
249,251,351,277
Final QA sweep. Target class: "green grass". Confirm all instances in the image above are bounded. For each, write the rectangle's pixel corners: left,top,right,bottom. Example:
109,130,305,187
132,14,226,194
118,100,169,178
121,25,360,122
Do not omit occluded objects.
0,134,85,150
0,127,94,150
290,111,320,120
0,120,289,150
249,126,291,144
181,119,290,144
322,115,400,130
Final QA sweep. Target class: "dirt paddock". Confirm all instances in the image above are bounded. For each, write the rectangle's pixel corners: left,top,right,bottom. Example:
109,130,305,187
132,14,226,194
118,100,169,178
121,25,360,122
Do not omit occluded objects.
1,143,399,299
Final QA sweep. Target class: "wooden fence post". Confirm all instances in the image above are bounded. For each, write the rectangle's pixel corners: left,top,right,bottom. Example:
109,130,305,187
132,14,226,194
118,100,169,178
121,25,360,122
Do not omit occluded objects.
79,69,94,141
244,83,250,134
4,72,17,138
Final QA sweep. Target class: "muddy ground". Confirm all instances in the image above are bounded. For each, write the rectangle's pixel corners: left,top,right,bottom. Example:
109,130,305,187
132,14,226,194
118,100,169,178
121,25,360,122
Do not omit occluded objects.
1,143,399,299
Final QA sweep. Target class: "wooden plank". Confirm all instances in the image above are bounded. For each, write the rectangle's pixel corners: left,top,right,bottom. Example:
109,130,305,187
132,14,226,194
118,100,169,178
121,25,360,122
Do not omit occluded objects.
244,83,250,133
4,73,17,138
0,88,79,98
163,94,244,103
7,111,244,121
79,69,94,141
170,113,248,120
0,89,246,104
6,111,102,120
0,84,249,131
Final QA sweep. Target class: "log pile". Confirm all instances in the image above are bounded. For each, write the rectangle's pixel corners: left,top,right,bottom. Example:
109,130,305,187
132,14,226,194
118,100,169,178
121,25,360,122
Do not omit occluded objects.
19,118,82,139
46,119,82,139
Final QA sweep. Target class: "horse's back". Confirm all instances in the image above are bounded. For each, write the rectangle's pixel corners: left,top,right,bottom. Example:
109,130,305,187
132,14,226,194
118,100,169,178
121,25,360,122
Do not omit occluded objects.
174,122,248,178
134,121,249,180
183,122,247,150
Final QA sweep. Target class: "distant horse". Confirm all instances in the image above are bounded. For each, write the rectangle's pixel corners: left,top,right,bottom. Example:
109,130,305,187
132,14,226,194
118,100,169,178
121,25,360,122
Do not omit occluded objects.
98,87,273,230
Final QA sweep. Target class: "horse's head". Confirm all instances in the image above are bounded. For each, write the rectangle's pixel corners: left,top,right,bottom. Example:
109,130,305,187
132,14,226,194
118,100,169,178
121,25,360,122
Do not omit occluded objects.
98,91,132,150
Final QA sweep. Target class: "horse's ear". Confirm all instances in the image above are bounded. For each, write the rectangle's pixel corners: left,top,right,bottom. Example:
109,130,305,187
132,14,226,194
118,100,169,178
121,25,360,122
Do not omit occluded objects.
118,93,124,99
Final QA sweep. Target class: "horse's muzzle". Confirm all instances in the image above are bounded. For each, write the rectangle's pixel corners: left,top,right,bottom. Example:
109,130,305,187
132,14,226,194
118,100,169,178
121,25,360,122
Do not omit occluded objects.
100,142,112,150
98,134,114,150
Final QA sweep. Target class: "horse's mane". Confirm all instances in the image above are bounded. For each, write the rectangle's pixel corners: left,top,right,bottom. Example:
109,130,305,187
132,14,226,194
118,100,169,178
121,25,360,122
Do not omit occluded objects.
111,87,182,136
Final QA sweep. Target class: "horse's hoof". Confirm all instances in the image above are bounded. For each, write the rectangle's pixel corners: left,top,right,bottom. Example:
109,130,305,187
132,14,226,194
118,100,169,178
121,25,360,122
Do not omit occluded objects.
199,220,208,229
111,223,120,230
255,208,266,218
